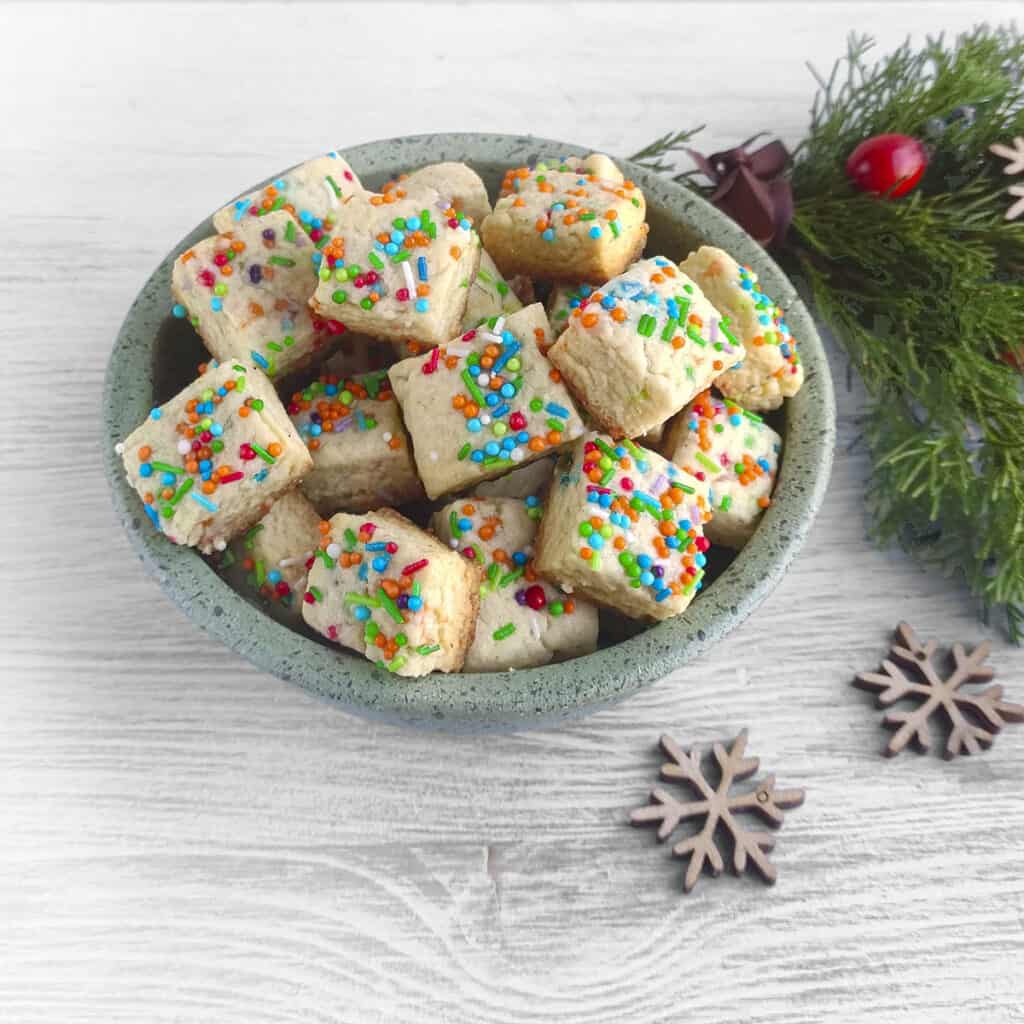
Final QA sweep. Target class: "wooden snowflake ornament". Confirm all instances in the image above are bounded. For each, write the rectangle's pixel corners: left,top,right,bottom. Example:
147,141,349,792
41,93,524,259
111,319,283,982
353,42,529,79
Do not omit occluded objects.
630,731,804,892
854,622,1024,758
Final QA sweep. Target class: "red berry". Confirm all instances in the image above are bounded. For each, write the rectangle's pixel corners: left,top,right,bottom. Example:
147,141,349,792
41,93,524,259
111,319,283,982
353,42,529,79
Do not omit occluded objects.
845,133,927,199
525,584,547,611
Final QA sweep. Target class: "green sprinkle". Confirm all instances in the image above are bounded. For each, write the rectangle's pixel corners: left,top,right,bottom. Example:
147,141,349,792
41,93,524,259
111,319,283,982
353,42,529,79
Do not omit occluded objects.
696,451,719,474
235,376,246,392
284,220,296,242
499,567,524,588
461,368,486,406
470,543,485,565
493,622,517,641
660,317,679,342
391,250,411,264
487,563,501,585
365,621,380,641
719,317,739,347
416,644,441,656
345,593,380,608
610,221,620,238
579,212,596,221
169,478,193,506
283,335,295,348
449,509,463,539
343,528,357,550
244,524,264,550
255,560,266,586
250,443,275,464
686,324,706,345
325,174,342,198
457,443,471,461
684,568,705,594
266,341,283,352
378,587,404,624
387,656,407,673
594,437,617,459
743,408,764,423
720,495,733,511
427,222,437,239
546,418,565,432
395,633,408,647
316,549,335,569
549,601,564,616
590,552,601,571
308,586,323,603
496,281,509,297
360,298,373,310
368,252,384,270
149,461,181,475
637,314,656,337
268,255,295,267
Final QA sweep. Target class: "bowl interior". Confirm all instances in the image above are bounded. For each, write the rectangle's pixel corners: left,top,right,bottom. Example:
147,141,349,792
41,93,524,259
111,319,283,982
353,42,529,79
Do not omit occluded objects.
103,133,835,730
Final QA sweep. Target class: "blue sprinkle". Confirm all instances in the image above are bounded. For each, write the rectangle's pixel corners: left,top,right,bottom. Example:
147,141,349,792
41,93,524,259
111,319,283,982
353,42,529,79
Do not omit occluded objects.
407,216,421,231
637,554,652,569
599,493,613,508
458,517,473,531
417,256,429,281
310,424,322,437
300,211,313,224
189,491,218,513
385,242,398,255
696,554,707,568
416,298,429,313
149,408,162,420
199,459,212,472
500,383,515,398
358,562,369,581
640,571,655,586
525,495,539,507
470,450,484,463
467,418,482,433
492,403,509,419
513,551,528,565
601,295,616,309
407,596,423,612
268,570,282,584
541,228,555,242
354,605,371,622
172,304,186,319
485,393,499,407
251,351,270,369
729,414,742,426
589,534,604,550
365,542,387,551
655,589,671,602
139,463,153,478
517,431,529,444
588,226,601,239
545,403,569,419
144,504,161,529
372,555,390,572
210,298,223,312
211,423,224,436
502,437,515,451
666,535,680,549
459,218,471,231
484,442,500,456
390,230,404,245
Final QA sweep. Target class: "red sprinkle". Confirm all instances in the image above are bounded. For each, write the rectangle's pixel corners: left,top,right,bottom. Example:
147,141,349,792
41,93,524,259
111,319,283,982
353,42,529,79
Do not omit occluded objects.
219,471,244,483
303,591,315,604
423,347,440,375
401,558,428,576
525,585,547,611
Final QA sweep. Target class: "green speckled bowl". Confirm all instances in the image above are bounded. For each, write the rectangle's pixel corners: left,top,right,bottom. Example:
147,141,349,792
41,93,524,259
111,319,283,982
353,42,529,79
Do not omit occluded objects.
103,133,835,730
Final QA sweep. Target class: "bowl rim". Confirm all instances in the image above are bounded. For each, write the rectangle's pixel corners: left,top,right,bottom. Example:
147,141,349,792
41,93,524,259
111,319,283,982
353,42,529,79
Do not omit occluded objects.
102,131,835,730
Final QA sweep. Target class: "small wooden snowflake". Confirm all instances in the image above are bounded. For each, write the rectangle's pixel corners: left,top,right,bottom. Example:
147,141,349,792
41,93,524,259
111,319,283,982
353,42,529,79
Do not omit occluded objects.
853,622,1024,758
990,138,1024,220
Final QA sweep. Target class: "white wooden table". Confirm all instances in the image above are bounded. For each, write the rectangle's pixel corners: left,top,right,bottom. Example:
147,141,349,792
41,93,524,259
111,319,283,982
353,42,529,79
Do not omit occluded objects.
3,3,1023,1021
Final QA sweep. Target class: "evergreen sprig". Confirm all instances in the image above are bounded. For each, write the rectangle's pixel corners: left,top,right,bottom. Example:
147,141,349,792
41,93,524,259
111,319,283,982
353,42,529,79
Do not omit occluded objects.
632,26,1024,639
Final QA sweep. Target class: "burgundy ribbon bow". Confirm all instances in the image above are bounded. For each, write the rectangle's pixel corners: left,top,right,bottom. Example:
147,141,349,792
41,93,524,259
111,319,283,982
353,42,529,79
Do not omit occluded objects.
686,136,793,247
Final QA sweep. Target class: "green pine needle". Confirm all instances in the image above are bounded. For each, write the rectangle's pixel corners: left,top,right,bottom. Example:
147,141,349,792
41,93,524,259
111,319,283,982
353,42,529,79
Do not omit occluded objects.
635,25,1024,640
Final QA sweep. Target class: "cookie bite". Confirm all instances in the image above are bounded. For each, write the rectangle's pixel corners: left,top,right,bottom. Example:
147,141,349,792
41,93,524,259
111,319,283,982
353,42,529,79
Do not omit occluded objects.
680,246,803,411
381,162,491,224
388,304,585,500
172,211,337,379
287,369,423,515
534,433,712,621
301,509,479,677
213,150,363,235
547,257,744,438
309,188,481,348
481,161,647,283
432,496,598,672
463,249,524,329
117,360,312,554
662,390,781,549
225,490,323,618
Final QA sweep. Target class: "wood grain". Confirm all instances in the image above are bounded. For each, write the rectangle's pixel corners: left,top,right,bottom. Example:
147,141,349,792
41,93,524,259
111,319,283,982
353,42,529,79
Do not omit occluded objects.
2,3,1023,1021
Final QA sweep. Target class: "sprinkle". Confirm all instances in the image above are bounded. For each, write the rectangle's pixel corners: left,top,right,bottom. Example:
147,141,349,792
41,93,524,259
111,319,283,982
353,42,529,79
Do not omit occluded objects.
401,558,429,576
345,593,381,608
696,451,720,474
493,623,517,641
545,402,570,419
378,587,404,624
416,644,441,656
386,656,407,673
149,461,180,475
268,255,296,267
250,443,276,464
189,490,217,513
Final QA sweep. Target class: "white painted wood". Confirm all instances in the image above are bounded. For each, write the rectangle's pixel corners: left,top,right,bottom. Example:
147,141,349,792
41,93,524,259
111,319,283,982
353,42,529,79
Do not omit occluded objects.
1,3,1022,1021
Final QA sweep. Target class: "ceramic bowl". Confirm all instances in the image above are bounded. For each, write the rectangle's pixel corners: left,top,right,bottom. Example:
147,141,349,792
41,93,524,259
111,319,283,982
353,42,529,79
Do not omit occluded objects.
103,132,835,730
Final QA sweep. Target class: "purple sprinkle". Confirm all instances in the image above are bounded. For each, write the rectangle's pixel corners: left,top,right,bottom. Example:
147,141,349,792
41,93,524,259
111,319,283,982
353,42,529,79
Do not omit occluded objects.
653,565,664,578
710,318,719,345
514,589,528,606
397,594,409,609
334,416,353,432
651,474,668,495
249,264,262,284
262,228,276,241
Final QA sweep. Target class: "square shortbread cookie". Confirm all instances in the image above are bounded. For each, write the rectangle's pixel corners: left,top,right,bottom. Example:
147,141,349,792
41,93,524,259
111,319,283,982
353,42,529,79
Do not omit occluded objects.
534,432,712,621
388,303,585,500
432,496,598,672
172,211,338,379
286,368,423,515
481,161,647,283
547,256,745,438
680,246,804,411
309,188,481,347
662,390,781,549
301,508,479,677
117,359,312,554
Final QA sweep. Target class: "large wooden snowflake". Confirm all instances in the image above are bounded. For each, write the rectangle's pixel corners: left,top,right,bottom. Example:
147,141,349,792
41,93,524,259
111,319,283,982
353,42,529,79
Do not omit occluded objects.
630,731,804,892
854,622,1023,758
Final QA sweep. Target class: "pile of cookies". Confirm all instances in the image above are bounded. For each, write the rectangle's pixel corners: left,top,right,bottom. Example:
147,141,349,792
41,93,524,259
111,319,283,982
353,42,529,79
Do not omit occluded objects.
117,150,803,676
